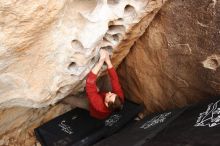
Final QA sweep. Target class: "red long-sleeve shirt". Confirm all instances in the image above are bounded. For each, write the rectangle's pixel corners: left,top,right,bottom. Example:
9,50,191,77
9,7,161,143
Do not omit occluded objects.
86,67,124,119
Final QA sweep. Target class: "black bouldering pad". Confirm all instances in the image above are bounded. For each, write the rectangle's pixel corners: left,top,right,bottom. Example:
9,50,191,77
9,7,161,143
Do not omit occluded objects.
146,97,220,146
94,106,188,146
34,100,142,146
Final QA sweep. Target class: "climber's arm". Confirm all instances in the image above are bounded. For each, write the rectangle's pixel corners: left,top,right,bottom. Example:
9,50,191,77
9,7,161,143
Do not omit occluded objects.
105,54,124,103
86,55,105,103
91,49,107,75
86,49,111,119
86,49,108,97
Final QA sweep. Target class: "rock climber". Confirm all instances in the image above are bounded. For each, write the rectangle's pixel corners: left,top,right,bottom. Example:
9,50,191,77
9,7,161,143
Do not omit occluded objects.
86,49,124,119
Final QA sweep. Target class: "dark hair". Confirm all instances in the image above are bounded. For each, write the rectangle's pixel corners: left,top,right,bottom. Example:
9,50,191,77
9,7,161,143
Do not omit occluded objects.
108,95,123,111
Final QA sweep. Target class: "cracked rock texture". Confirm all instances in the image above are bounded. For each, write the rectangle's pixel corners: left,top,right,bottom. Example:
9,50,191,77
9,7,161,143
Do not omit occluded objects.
0,0,165,108
118,0,220,114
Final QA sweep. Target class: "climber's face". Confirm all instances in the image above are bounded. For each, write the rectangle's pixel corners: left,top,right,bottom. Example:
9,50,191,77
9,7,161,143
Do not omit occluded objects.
105,92,117,107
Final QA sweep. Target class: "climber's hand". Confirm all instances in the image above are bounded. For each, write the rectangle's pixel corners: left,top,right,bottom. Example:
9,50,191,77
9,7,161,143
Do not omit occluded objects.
104,52,113,68
105,52,110,62
99,49,108,62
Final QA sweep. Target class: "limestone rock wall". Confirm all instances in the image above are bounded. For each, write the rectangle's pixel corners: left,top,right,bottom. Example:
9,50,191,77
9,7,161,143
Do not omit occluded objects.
0,0,166,108
118,0,220,114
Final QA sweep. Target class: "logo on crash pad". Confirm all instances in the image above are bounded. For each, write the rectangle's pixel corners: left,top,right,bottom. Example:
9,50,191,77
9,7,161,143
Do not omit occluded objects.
140,112,171,129
58,120,74,134
105,114,121,127
195,100,220,127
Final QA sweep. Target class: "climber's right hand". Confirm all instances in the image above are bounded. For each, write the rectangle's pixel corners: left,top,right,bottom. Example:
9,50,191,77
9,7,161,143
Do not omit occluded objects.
99,49,108,62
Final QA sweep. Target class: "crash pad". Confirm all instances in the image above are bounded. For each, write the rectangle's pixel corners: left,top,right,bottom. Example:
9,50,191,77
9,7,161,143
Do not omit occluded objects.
34,100,142,146
147,97,220,146
95,106,188,146
96,97,220,146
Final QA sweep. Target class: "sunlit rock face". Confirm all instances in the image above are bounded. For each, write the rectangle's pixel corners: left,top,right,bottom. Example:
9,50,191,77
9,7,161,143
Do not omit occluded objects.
118,0,220,114
0,0,166,108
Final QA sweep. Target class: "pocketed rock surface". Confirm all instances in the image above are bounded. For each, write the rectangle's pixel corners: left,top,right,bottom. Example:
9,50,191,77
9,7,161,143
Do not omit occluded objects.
0,0,165,108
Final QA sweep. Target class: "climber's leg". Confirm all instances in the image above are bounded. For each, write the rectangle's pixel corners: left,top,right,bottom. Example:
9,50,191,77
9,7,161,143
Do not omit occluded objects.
62,94,89,110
